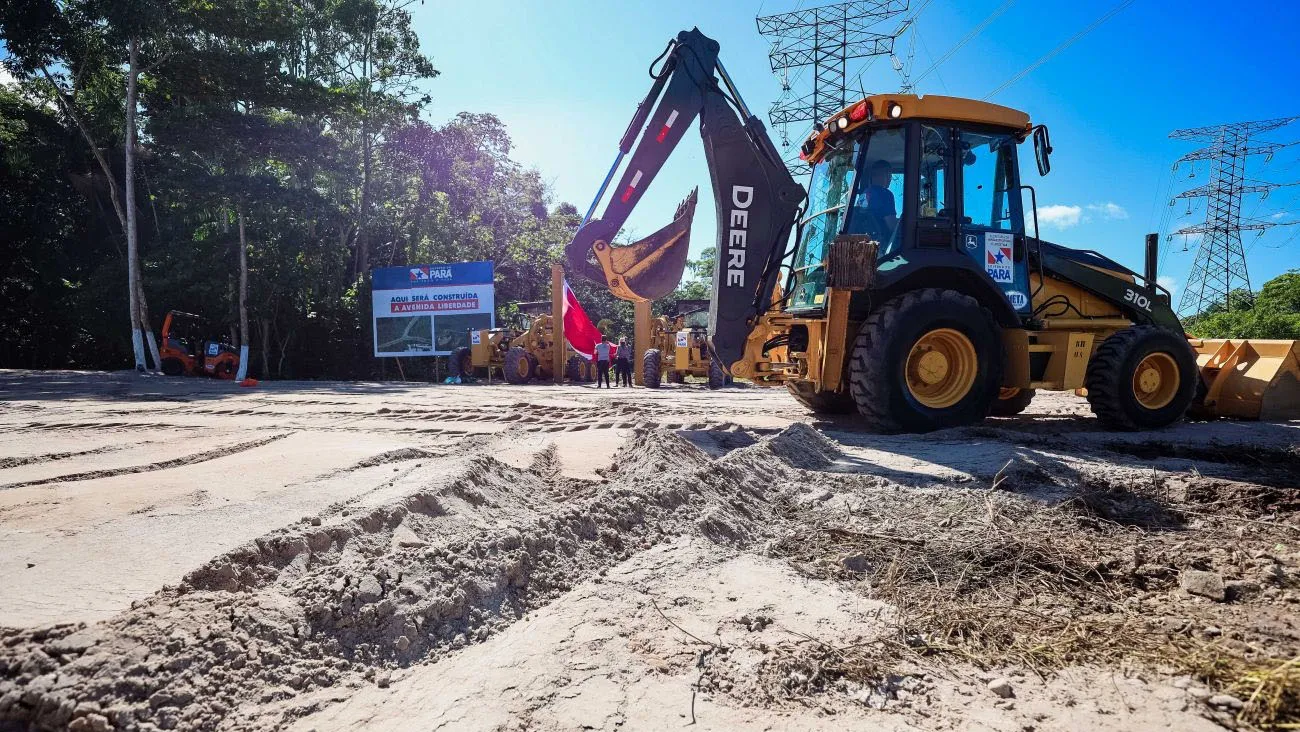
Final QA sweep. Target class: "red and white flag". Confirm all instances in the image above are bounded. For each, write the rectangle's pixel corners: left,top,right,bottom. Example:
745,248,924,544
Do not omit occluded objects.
562,280,603,360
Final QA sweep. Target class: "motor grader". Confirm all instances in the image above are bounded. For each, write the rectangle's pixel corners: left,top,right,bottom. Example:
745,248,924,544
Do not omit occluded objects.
448,301,595,384
565,27,1299,432
640,299,727,389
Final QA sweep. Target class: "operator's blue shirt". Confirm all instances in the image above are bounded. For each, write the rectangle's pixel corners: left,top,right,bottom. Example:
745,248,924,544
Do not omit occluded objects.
856,185,896,219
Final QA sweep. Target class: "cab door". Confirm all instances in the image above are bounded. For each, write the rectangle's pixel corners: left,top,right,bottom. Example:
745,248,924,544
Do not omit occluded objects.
956,129,1031,315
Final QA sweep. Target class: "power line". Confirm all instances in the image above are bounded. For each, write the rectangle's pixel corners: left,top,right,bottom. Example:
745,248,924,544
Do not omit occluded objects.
983,0,1136,100
911,0,1017,87
756,0,911,169
1168,116,1300,315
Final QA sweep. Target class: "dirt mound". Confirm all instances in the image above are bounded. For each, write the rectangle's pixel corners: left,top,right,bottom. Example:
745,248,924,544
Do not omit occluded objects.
0,425,816,731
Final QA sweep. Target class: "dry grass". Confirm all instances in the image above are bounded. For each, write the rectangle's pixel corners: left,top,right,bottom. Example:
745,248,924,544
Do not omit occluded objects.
772,473,1300,729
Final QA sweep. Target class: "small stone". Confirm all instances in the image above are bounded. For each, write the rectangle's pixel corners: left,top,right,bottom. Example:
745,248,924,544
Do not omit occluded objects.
988,678,1015,699
1180,570,1225,602
310,517,322,526
1170,676,1193,689
68,715,112,732
1208,694,1244,710
356,575,383,604
1203,626,1222,637
395,635,411,651
376,672,392,689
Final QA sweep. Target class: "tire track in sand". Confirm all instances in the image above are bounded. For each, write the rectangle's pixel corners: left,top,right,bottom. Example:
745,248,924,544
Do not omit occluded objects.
0,434,292,490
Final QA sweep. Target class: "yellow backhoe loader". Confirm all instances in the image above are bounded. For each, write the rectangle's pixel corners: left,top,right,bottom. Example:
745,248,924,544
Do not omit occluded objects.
449,301,595,384
565,28,1299,431
640,299,727,389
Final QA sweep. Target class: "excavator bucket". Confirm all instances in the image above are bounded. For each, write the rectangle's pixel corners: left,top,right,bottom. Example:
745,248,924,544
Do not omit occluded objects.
1189,338,1300,421
568,189,698,303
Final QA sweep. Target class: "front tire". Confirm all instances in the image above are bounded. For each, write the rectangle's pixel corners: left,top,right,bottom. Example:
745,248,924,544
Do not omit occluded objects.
504,346,535,384
787,382,855,414
707,357,726,389
449,347,472,379
1085,325,1197,430
161,358,185,377
849,288,1002,433
565,355,584,383
990,387,1035,416
642,349,663,389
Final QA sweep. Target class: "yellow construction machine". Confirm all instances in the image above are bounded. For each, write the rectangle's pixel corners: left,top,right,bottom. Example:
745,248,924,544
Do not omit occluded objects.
449,301,596,384
565,28,1299,431
641,299,727,388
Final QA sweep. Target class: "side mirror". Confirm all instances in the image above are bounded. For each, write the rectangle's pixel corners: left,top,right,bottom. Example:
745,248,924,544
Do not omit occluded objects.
1033,125,1052,176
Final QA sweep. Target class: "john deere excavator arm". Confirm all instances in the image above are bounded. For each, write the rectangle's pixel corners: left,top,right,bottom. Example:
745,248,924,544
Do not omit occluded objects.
564,28,806,370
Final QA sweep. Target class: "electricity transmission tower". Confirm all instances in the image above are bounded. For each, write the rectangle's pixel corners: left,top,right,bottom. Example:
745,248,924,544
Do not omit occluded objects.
756,0,909,165
1170,116,1299,316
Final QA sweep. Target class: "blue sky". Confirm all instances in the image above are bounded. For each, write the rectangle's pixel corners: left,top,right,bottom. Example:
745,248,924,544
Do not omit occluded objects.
411,0,1300,300
4,1,1296,300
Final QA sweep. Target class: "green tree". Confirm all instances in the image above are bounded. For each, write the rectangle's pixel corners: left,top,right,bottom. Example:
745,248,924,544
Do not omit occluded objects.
1185,270,1300,340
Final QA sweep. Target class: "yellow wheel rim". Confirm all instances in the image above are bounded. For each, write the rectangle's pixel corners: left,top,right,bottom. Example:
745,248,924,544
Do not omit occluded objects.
515,356,530,379
1132,352,1179,410
905,328,978,409
998,387,1021,400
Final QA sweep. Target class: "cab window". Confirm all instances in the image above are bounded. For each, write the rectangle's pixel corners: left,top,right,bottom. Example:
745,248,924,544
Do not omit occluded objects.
787,143,858,310
919,125,950,220
845,126,905,255
959,131,1020,232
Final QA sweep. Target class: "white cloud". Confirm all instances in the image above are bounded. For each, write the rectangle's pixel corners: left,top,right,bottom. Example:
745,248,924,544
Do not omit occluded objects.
1038,204,1083,229
1038,201,1129,230
1272,211,1289,220
1086,202,1129,221
0,65,15,88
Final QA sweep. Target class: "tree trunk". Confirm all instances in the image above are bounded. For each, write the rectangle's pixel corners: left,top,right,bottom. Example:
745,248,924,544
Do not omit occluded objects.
124,37,146,371
137,279,162,371
235,205,251,381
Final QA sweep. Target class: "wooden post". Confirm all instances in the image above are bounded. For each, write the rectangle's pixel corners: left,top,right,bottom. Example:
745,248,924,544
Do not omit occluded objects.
633,299,651,386
552,264,565,384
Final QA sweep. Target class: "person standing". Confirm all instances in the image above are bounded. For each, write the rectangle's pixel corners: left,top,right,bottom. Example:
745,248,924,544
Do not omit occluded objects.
594,336,612,388
614,338,632,387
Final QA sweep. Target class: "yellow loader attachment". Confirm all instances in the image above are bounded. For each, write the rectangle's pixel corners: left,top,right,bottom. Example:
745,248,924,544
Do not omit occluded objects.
590,189,698,302
1190,338,1300,421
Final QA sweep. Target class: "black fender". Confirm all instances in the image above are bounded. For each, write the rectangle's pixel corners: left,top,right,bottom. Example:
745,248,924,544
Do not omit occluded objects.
863,251,1020,328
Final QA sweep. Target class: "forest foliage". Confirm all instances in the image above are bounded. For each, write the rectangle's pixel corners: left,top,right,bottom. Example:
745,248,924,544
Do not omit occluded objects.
0,0,708,379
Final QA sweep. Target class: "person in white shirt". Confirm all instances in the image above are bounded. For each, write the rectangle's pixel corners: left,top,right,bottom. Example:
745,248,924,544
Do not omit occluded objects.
594,337,612,388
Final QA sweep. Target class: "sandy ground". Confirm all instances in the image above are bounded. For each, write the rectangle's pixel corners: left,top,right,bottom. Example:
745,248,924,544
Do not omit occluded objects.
0,369,1297,731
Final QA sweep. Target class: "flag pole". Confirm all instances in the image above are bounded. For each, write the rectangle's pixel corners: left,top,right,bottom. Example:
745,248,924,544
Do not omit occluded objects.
552,263,565,384
633,299,651,386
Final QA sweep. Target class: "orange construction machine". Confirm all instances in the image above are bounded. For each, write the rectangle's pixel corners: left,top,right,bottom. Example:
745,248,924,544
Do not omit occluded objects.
158,310,241,379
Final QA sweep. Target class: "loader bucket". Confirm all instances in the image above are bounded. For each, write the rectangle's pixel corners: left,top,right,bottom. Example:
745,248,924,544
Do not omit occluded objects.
571,189,698,303
1189,338,1300,421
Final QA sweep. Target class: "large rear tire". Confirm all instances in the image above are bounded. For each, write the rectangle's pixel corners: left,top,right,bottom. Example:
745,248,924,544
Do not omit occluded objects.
787,382,855,414
990,387,1035,417
565,355,584,383
161,358,185,377
449,347,473,380
707,358,726,389
1085,325,1197,430
849,288,1002,433
642,349,663,389
504,346,535,384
